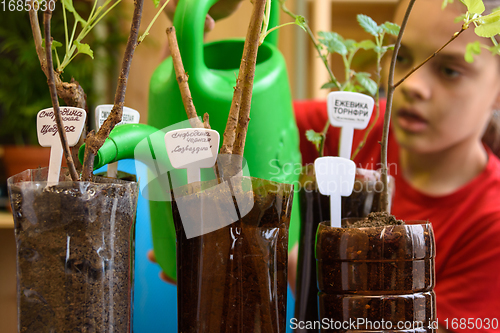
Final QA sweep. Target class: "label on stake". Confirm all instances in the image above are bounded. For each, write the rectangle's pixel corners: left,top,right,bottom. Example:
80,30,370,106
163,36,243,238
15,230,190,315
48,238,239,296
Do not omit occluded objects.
314,156,356,228
37,106,86,185
95,104,140,130
95,104,140,177
165,128,219,184
327,91,374,159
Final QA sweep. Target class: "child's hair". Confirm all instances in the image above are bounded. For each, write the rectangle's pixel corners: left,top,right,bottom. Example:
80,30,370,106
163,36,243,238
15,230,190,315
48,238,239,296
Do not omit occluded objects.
481,0,500,157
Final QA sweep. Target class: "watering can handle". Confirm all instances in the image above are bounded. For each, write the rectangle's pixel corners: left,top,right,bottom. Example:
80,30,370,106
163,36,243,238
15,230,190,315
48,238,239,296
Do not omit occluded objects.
173,0,280,81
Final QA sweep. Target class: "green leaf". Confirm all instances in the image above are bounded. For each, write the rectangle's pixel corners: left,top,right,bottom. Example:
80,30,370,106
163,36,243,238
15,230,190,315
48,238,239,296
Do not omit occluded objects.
318,31,347,55
51,40,63,51
305,130,322,151
354,72,378,96
384,45,395,52
442,0,453,9
42,39,63,50
74,41,94,59
153,0,161,7
295,15,307,32
344,39,357,53
357,40,376,50
489,43,500,56
460,0,485,14
464,41,481,62
321,82,338,90
475,11,500,37
62,0,87,25
455,14,466,23
382,22,400,36
357,14,380,37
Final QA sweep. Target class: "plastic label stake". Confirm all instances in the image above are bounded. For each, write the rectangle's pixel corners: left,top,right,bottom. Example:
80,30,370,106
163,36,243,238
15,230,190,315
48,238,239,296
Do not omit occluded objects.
37,107,86,185
95,105,140,178
165,128,220,184
327,91,374,159
314,156,356,228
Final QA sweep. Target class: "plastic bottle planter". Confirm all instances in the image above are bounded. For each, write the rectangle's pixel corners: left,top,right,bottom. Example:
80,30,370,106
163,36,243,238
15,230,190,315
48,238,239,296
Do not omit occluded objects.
316,221,436,333
171,176,293,332
7,168,138,332
295,167,394,331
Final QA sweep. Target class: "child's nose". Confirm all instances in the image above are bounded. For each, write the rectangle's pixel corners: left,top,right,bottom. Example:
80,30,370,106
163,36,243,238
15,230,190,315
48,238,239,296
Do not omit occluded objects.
399,69,432,102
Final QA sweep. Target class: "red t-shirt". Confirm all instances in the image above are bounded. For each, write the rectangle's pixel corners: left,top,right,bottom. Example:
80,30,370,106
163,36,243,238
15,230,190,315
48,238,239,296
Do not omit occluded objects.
294,100,500,331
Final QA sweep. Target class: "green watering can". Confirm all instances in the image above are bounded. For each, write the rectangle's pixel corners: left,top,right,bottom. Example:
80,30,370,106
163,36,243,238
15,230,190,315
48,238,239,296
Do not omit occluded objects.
79,0,301,280
148,0,301,279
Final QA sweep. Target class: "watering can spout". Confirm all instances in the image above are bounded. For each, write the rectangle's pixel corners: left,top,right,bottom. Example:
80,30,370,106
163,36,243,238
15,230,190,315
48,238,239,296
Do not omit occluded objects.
78,123,162,170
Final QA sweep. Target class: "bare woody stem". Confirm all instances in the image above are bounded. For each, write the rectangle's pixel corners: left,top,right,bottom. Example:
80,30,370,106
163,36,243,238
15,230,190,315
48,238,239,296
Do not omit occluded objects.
81,0,145,181
318,120,330,157
220,41,248,154
43,9,80,181
394,27,466,88
380,0,415,212
220,61,245,154
230,0,268,156
30,6,87,173
166,27,205,129
29,7,87,109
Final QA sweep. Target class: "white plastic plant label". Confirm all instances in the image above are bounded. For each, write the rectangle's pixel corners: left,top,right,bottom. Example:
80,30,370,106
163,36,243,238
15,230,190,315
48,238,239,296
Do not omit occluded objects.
37,107,87,185
95,104,140,130
314,156,356,228
327,91,374,159
165,128,220,183
95,104,140,178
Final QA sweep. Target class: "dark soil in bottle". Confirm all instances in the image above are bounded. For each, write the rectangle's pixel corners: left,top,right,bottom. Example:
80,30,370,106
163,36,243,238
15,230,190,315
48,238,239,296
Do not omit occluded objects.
8,169,138,333
316,217,436,332
172,177,293,333
294,167,391,332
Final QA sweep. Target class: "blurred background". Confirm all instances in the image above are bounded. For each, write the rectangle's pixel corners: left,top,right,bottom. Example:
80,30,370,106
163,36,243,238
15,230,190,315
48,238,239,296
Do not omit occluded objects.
0,0,397,331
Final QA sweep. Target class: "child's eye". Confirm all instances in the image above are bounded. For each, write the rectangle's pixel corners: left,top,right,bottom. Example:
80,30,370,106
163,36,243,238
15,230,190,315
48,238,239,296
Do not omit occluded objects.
440,66,461,79
396,54,410,66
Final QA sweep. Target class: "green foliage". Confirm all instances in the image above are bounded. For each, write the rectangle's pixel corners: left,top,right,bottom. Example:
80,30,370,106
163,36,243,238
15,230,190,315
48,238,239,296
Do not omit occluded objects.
358,14,381,37
318,31,348,55
354,72,378,96
62,0,87,26
382,22,401,36
475,11,500,37
55,0,124,72
461,0,485,14
316,14,399,96
491,43,500,55
306,130,322,151
442,0,454,10
74,41,94,59
0,3,125,145
294,15,307,32
310,14,400,155
465,40,482,62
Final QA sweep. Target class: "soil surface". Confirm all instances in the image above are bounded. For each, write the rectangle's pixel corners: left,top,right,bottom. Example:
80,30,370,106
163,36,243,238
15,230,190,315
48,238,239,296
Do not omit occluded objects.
346,211,405,228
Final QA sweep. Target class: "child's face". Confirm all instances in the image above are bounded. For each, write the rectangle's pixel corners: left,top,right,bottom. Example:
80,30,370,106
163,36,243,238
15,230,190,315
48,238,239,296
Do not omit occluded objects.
389,0,500,155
